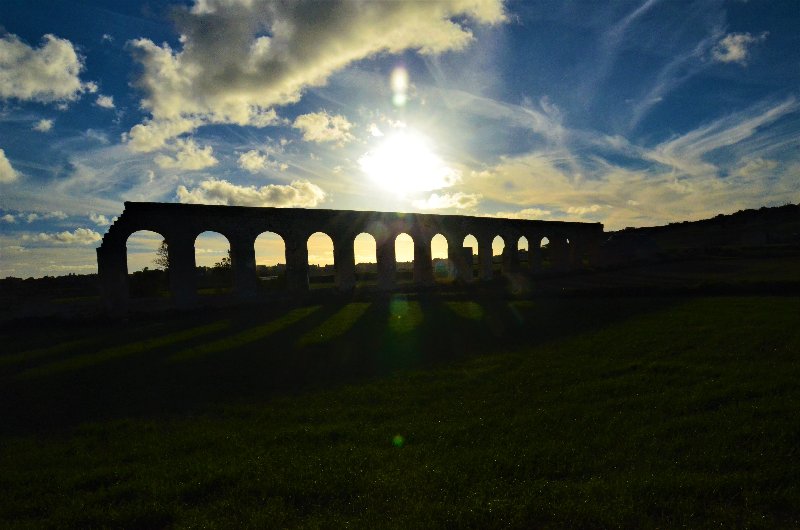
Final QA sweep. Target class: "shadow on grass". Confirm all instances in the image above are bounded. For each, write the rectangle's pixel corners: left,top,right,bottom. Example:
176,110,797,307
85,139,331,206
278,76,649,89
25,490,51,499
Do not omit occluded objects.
0,293,681,435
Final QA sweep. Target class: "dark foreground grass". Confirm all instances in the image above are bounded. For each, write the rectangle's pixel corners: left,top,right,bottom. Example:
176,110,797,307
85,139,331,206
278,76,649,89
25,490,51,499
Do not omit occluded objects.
1,295,799,528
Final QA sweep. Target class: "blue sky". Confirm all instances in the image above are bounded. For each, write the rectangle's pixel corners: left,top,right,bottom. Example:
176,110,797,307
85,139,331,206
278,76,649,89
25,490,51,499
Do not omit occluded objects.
1,0,798,277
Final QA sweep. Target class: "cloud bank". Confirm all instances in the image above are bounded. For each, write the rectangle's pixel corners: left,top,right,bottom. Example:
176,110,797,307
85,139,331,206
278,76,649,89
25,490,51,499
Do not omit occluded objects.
125,0,506,149
23,227,102,245
176,178,326,207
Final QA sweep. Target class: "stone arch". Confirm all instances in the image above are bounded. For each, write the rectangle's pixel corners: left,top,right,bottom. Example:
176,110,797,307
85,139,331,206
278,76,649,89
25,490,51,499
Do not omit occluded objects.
194,230,233,296
255,231,286,290
126,229,169,299
430,233,450,281
307,231,335,287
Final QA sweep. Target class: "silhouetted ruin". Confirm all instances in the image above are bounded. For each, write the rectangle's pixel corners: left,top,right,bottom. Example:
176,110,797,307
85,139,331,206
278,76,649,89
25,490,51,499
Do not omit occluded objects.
97,202,604,313
95,202,800,314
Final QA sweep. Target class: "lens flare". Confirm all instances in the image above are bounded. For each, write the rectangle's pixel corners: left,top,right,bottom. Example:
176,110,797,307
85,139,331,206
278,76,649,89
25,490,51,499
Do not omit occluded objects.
391,66,409,106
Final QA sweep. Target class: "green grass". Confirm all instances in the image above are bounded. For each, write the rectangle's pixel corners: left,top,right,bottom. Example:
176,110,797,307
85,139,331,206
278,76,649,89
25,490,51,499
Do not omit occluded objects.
1,295,799,528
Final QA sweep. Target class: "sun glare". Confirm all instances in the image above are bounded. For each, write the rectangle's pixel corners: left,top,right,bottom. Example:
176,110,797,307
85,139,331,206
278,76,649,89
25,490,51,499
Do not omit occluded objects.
359,131,458,195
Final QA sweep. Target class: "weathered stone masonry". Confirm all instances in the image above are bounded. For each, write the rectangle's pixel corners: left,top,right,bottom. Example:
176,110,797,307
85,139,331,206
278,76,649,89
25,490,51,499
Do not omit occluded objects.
97,202,604,313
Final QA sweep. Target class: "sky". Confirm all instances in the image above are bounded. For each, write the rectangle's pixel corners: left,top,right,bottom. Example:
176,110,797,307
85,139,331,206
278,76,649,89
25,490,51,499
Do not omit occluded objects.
0,0,798,277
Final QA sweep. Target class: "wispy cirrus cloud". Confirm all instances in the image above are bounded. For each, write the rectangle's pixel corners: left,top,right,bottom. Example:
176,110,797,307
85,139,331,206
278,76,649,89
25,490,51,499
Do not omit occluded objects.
463,94,799,229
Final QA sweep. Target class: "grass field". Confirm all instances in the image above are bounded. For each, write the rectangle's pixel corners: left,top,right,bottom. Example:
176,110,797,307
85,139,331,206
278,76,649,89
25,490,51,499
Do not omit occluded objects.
1,293,799,528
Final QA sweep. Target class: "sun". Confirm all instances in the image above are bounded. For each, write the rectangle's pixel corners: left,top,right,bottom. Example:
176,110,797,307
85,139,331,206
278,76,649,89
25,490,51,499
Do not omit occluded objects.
358,130,458,195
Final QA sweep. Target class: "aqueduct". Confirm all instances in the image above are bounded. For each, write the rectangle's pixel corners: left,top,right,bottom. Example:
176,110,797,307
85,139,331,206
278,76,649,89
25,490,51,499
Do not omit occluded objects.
97,202,604,313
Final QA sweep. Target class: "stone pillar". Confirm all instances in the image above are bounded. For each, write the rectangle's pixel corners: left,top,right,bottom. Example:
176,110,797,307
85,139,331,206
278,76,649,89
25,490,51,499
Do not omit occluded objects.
550,237,569,272
528,240,543,273
583,235,602,268
167,235,197,308
376,234,396,290
568,237,584,270
478,235,494,281
413,233,434,285
97,243,128,315
230,233,258,299
448,236,471,282
334,235,356,292
461,247,475,281
502,238,520,274
284,232,309,293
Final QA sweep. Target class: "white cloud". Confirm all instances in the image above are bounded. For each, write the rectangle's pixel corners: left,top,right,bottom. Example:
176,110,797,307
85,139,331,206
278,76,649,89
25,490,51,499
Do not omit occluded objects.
23,211,67,223
123,117,201,153
293,111,354,145
0,148,20,183
125,0,505,148
1,214,15,223
238,149,279,173
413,192,481,210
712,32,768,65
566,204,603,215
176,178,326,207
22,227,102,245
0,33,95,103
33,119,53,132
89,213,112,226
490,208,552,220
95,94,115,109
155,138,218,170
369,123,384,137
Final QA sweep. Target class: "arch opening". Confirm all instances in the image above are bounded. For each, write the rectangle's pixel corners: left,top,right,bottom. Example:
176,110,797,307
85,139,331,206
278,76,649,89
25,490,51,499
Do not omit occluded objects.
539,236,551,269
518,236,529,266
395,232,415,283
463,234,479,279
492,235,505,277
195,231,233,296
255,231,286,291
126,230,169,299
430,233,450,281
307,232,335,287
354,232,377,285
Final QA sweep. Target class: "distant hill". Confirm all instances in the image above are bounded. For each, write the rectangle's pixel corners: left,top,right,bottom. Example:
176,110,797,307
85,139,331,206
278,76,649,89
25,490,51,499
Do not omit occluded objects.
602,204,800,263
